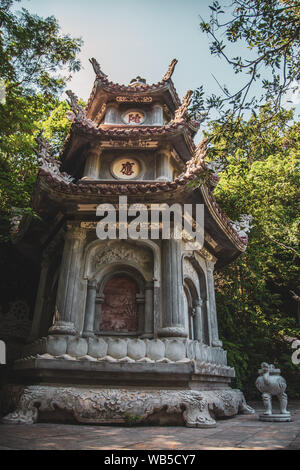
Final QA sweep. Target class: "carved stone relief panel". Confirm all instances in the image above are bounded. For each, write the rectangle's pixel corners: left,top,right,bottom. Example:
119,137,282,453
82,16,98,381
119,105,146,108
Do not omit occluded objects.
91,241,154,281
100,276,138,332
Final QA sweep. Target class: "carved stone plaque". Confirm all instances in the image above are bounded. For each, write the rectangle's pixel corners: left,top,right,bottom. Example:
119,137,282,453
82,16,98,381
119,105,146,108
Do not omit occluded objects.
100,276,138,332
121,109,146,125
111,157,140,179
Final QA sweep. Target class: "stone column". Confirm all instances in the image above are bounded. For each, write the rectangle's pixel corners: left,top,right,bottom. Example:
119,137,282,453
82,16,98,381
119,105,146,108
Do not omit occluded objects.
206,262,222,347
193,299,203,343
28,252,50,342
143,281,154,337
189,308,195,340
82,280,97,337
158,239,187,337
82,147,101,180
155,151,172,181
49,225,86,335
152,104,163,125
136,294,145,334
94,295,104,334
104,106,118,124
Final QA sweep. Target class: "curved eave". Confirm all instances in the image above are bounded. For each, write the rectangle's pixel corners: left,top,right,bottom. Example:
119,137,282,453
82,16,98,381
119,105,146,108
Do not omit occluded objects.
85,78,181,121
33,168,247,261
60,119,196,170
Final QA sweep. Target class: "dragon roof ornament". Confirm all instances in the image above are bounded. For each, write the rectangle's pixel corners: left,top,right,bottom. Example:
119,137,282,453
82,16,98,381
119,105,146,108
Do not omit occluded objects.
185,138,208,174
230,215,253,241
174,90,193,122
66,90,87,122
162,59,178,81
35,135,74,185
89,57,108,80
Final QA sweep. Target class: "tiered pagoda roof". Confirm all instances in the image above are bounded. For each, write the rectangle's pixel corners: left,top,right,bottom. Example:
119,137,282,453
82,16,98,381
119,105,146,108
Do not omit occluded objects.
85,58,182,119
15,58,248,267
61,59,201,171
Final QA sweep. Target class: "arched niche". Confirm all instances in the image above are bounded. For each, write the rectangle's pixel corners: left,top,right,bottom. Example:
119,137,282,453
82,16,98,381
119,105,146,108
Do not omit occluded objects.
183,277,199,340
82,239,160,337
96,265,145,335
182,254,210,345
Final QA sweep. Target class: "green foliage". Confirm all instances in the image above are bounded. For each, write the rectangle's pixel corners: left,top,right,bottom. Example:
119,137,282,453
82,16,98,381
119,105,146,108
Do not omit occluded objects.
192,1,300,397
199,0,300,120
205,107,300,397
0,0,82,242
42,100,72,155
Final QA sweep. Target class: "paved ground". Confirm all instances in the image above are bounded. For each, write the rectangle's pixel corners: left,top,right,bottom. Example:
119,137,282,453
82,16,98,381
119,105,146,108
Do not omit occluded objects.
0,402,299,450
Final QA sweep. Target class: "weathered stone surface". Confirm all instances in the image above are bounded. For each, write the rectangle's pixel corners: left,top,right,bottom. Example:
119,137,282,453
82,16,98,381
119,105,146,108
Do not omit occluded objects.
87,337,108,358
67,337,88,357
21,335,230,367
255,362,291,421
47,336,67,356
146,339,165,360
165,339,186,362
127,339,146,360
107,338,127,359
203,389,255,418
1,385,251,428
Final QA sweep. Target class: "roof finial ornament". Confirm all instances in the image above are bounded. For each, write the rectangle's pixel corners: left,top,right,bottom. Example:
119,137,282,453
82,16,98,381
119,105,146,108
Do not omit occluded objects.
129,76,147,87
89,58,108,80
162,59,178,81
174,90,193,121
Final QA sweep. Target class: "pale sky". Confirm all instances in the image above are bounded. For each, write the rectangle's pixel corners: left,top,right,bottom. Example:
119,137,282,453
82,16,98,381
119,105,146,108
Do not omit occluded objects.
16,0,299,129
15,0,244,100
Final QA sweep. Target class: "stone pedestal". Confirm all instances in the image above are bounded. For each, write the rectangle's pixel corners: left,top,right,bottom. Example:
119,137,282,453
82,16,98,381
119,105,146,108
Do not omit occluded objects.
1,385,253,427
259,413,291,422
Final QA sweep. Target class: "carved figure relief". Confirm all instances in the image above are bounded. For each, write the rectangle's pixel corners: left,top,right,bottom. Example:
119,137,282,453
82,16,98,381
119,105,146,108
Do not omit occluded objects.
100,276,138,332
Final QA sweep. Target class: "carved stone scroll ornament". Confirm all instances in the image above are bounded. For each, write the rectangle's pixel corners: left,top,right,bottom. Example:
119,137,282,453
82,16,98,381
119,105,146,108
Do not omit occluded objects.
0,386,212,427
94,244,153,273
116,96,152,103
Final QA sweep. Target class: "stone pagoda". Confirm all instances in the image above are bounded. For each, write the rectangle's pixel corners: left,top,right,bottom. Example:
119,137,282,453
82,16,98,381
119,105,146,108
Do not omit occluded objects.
2,59,253,427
